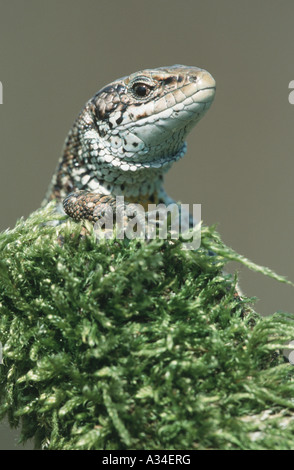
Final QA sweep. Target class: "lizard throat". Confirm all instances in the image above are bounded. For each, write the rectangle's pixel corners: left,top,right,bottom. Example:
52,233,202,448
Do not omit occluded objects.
94,141,187,172
84,142,188,198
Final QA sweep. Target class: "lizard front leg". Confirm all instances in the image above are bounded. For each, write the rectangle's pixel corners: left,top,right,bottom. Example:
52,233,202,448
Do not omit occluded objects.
63,190,150,238
63,191,120,223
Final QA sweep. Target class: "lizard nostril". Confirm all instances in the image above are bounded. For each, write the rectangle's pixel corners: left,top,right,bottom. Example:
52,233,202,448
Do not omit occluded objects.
189,75,198,83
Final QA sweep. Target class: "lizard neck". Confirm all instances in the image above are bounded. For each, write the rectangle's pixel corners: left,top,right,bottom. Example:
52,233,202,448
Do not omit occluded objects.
74,121,187,198
47,105,187,202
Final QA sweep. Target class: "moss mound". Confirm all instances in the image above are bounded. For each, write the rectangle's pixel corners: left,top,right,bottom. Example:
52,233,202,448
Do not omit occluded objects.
0,204,294,449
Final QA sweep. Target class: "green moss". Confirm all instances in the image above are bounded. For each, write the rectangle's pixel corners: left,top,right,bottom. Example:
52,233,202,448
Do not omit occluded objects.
0,203,294,449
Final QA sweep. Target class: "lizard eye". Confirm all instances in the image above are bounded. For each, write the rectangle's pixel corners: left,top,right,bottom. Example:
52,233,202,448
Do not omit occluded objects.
131,82,153,99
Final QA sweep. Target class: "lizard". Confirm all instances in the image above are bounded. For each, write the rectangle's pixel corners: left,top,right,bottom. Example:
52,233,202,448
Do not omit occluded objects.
43,65,216,231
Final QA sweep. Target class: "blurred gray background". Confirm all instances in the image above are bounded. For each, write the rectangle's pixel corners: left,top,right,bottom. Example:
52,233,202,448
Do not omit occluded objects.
0,0,294,449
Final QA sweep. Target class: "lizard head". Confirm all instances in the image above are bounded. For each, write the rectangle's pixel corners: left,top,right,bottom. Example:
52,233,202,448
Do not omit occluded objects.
89,65,216,170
